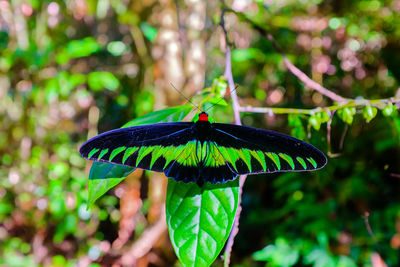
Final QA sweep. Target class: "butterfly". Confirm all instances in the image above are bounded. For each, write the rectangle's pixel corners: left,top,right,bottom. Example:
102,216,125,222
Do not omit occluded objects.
80,112,327,186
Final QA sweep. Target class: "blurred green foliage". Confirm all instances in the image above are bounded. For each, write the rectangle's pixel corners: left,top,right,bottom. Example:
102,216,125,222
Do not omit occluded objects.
0,0,399,266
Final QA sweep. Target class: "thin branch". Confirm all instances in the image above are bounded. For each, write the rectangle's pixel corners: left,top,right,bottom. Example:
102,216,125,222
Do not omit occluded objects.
371,253,388,267
224,46,242,125
326,111,341,158
174,0,187,60
338,124,348,151
223,7,347,103
390,173,400,178
120,206,167,265
363,211,376,242
239,97,400,115
220,9,240,125
219,8,248,267
223,176,246,267
363,213,388,267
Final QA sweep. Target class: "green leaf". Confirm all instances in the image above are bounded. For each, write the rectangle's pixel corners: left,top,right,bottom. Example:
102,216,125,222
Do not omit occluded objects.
308,114,321,130
140,22,157,42
123,105,193,127
320,111,330,123
232,48,265,62
253,238,300,267
382,102,396,117
88,71,120,91
288,114,306,140
107,41,127,56
362,105,377,122
337,107,356,125
87,105,193,207
88,162,134,208
166,179,239,267
207,97,228,106
211,77,228,98
337,256,357,267
304,248,336,267
56,37,100,64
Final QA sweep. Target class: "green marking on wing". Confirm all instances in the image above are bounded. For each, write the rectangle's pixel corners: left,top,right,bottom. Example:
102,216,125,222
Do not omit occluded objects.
181,141,199,166
217,147,238,171
149,145,163,169
213,147,269,172
122,147,139,164
165,147,179,168
203,142,225,167
279,153,295,169
240,149,252,172
307,157,317,168
109,146,126,161
296,157,307,170
250,150,267,171
136,146,155,165
196,141,202,162
266,152,281,170
164,145,186,168
98,149,109,160
88,148,100,159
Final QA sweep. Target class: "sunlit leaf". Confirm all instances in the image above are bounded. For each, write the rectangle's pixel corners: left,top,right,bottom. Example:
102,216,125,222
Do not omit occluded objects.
303,248,336,267
207,97,228,106
309,114,321,130
166,179,239,267
88,162,134,209
212,77,228,98
253,238,300,267
337,107,356,125
56,37,100,64
140,22,157,42
362,105,377,123
382,102,396,117
288,114,306,140
107,41,127,56
320,111,330,123
337,256,357,267
88,71,120,91
123,105,193,127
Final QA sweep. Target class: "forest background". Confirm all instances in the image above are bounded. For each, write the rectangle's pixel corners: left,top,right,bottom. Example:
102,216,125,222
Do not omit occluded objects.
0,0,400,266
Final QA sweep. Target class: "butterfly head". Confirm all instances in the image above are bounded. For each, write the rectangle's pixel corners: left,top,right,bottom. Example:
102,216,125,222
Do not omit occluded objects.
198,112,209,122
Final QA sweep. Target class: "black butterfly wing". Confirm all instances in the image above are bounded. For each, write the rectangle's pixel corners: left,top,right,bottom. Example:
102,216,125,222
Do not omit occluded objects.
211,123,327,175
80,122,194,172
80,120,327,184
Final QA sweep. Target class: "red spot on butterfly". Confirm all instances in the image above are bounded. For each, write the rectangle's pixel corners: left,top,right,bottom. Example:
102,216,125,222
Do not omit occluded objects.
198,112,209,122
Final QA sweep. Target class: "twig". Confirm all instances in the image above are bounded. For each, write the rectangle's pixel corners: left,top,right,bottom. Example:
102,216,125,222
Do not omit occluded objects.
220,8,248,267
223,7,347,103
363,211,376,242
239,97,400,115
326,111,341,158
120,206,167,265
371,253,388,267
390,173,400,178
339,124,348,151
223,176,246,267
363,213,388,267
220,9,239,125
174,0,187,60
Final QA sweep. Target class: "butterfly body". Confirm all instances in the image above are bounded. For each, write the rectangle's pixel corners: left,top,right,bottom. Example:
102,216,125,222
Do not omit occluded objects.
80,112,326,185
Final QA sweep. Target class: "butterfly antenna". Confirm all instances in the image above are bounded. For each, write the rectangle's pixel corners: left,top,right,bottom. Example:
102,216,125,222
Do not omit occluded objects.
169,82,201,112
204,84,240,112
